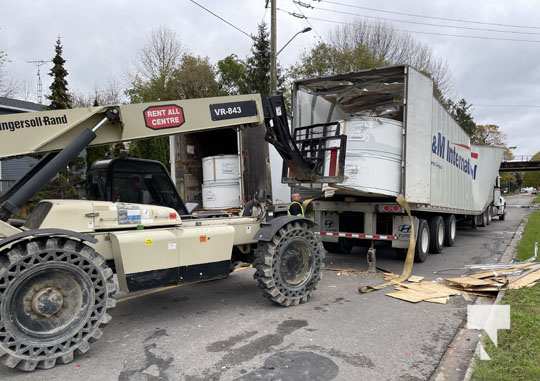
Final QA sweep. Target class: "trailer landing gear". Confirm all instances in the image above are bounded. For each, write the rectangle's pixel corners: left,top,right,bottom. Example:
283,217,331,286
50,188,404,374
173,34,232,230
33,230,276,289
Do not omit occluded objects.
367,244,377,273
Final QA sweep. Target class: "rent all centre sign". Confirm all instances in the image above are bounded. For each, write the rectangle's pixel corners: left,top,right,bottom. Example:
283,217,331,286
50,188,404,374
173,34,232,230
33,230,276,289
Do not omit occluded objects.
143,104,185,130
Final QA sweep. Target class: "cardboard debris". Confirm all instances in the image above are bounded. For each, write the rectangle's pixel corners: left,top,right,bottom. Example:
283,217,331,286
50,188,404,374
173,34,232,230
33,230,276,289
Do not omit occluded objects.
469,263,537,279
385,262,540,304
425,297,449,304
386,290,426,303
386,280,460,303
445,276,498,287
508,268,540,290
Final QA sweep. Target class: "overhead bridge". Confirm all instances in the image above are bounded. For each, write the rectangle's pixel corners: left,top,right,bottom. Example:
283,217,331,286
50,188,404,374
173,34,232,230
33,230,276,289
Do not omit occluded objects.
500,161,540,172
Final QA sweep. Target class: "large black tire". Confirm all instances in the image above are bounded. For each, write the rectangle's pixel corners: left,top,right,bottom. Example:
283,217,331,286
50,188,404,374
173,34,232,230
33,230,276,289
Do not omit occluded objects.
428,216,445,254
254,222,324,306
500,212,506,221
487,207,492,225
443,214,457,247
0,237,116,371
478,210,488,227
415,219,430,263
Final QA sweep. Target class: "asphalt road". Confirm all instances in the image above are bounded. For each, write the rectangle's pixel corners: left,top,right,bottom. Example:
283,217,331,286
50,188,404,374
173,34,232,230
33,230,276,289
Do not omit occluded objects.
1,194,534,381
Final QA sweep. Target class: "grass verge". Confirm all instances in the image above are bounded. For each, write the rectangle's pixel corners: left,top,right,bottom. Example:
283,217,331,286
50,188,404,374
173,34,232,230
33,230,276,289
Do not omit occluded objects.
472,211,540,381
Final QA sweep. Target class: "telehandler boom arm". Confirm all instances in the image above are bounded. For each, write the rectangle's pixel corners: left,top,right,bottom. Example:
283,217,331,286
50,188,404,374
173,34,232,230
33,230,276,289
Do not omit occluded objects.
0,94,264,158
0,93,331,220
0,95,265,219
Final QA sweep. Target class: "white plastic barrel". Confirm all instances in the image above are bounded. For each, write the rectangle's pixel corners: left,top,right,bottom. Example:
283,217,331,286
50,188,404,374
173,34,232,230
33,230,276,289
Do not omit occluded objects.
202,155,240,183
202,181,241,209
333,117,403,196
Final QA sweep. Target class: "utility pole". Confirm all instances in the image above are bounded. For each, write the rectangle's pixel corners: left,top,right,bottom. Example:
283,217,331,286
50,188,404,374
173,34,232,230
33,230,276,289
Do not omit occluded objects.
27,60,51,104
270,0,277,94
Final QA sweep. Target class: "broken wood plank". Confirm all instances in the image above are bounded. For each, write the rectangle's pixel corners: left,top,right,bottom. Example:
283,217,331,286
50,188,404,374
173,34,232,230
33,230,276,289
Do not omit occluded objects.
508,269,540,289
386,290,425,303
399,281,461,296
445,276,498,287
407,275,424,283
425,296,449,304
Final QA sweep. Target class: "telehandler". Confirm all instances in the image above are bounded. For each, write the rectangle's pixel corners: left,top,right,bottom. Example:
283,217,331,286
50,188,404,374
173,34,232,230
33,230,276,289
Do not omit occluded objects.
0,94,340,371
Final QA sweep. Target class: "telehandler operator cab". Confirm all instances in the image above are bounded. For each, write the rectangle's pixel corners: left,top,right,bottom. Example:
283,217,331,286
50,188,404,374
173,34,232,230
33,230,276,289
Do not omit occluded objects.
86,157,189,215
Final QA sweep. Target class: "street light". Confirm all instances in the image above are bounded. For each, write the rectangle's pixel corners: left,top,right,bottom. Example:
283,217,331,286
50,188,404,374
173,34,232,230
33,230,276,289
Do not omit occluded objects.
277,27,312,56
271,27,312,93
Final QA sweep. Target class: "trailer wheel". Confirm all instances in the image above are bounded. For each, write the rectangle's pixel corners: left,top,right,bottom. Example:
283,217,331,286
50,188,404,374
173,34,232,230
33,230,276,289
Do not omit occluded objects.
428,216,445,254
415,219,430,262
254,222,324,306
499,212,506,221
0,237,116,371
487,207,492,225
443,215,457,247
478,209,488,227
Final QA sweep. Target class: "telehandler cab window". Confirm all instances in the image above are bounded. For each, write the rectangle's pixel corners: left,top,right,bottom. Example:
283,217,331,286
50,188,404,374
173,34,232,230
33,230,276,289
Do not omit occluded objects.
87,158,188,215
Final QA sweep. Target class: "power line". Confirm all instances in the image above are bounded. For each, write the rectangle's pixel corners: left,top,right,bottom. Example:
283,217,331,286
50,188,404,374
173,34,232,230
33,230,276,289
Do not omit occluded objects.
315,0,540,30
295,1,540,36
474,104,540,108
278,10,540,44
187,0,253,39
292,0,324,41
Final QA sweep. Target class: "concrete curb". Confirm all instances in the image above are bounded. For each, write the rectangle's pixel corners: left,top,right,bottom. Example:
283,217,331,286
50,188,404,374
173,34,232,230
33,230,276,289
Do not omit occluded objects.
461,215,528,381
431,215,528,381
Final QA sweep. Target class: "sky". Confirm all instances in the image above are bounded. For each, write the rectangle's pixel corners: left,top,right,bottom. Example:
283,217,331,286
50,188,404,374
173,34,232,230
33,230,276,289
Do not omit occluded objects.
1,0,539,156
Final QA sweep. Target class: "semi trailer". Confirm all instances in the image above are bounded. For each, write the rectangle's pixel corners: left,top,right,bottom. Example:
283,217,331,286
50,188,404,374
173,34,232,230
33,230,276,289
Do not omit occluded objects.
284,65,505,261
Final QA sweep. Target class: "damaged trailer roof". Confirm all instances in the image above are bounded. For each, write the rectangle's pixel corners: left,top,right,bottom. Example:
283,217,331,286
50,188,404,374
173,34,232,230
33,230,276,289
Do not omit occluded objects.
293,65,408,120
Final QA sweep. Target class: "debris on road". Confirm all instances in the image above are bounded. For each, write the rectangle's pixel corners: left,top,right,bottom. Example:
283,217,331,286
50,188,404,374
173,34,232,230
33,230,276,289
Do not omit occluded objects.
407,275,425,283
359,195,417,294
384,262,540,303
386,280,460,304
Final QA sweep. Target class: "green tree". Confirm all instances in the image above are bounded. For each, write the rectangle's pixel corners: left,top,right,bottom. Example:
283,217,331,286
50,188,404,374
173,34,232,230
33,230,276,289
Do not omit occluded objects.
471,124,506,146
330,20,452,99
217,23,285,96
446,99,476,136
47,38,71,109
127,27,221,166
27,37,79,207
217,54,249,95
126,28,183,166
289,42,383,79
523,152,540,188
173,54,220,99
246,23,272,96
128,53,219,166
